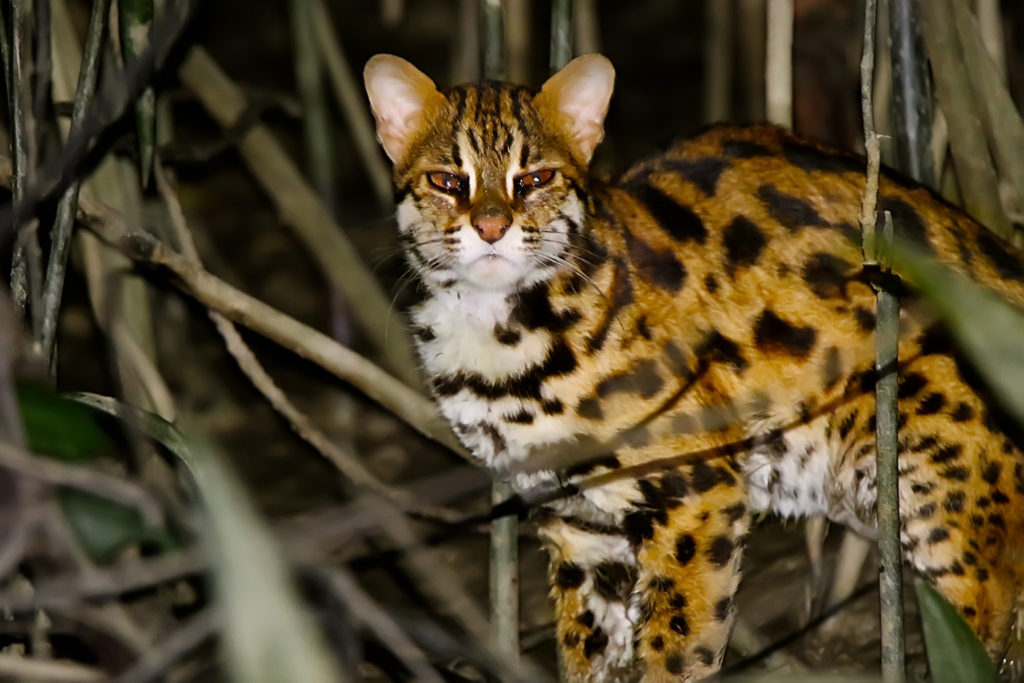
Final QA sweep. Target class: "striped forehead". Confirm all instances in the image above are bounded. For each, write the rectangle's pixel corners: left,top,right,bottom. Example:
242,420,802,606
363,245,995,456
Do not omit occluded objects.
445,83,540,172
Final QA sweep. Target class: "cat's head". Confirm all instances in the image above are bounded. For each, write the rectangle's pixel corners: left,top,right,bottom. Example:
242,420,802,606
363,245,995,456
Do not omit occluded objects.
364,54,614,292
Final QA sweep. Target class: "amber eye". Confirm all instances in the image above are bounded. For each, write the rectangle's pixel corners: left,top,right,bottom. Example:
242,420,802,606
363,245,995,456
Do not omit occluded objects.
427,171,467,194
517,169,555,191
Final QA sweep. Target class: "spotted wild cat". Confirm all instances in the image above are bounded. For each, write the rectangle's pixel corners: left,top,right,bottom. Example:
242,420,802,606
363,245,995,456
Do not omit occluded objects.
363,54,1024,682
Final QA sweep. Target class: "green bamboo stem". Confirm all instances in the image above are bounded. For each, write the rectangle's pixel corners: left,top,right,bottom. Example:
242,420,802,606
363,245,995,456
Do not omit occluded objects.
481,0,504,80
861,0,905,680
289,0,334,206
549,0,570,74
887,0,933,187
38,0,111,367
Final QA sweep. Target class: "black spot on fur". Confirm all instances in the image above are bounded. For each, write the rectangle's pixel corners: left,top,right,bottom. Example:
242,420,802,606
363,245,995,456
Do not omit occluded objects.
782,139,862,173
951,402,974,422
584,628,609,658
977,229,1024,282
722,502,747,524
714,596,733,621
675,534,697,564
822,346,843,390
878,196,932,253
803,252,854,299
854,306,876,332
696,330,748,372
669,615,690,636
577,397,603,420
631,183,709,244
708,536,734,567
917,392,946,415
665,652,685,674
494,326,521,345
944,490,966,513
510,283,582,333
542,399,564,415
506,410,534,424
981,462,1002,484
576,610,595,628
431,339,576,401
928,528,950,544
757,184,829,230
754,309,817,358
931,444,963,464
898,372,927,399
625,511,656,545
665,157,729,196
594,562,635,602
723,216,766,273
650,635,665,651
695,646,716,666
650,576,675,592
625,230,687,292
597,360,665,399
723,140,773,158
704,273,719,293
555,563,585,589
941,465,970,481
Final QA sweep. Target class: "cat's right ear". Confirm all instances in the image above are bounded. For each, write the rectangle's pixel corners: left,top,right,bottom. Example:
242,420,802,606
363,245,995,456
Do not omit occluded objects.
364,55,445,163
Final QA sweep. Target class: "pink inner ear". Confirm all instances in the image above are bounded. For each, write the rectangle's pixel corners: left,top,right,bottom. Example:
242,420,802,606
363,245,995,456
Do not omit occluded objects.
365,55,443,162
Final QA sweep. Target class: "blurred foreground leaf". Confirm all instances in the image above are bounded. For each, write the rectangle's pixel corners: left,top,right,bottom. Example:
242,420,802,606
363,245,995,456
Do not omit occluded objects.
18,381,111,461
889,241,1024,425
915,579,998,683
71,393,344,683
58,489,148,563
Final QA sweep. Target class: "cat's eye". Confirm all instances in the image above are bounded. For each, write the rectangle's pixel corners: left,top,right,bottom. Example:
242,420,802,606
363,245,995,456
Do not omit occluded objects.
517,169,555,191
427,171,467,194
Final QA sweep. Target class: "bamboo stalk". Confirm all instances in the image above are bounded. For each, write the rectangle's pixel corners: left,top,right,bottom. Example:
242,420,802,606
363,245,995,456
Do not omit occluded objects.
764,0,792,127
310,0,392,208
861,1,904,679
481,0,504,80
887,0,934,186
703,0,733,123
38,0,110,366
950,0,1024,231
549,0,570,75
919,0,1010,238
289,0,334,207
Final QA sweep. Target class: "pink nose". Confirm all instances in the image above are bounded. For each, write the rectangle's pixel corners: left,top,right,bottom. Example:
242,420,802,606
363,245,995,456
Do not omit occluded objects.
474,215,511,244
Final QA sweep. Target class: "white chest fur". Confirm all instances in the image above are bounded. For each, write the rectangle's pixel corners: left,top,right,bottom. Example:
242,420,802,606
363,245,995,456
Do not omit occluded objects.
413,286,577,471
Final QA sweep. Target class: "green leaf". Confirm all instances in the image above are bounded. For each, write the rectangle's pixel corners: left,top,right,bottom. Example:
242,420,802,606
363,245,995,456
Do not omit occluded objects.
915,579,998,683
888,241,1024,425
17,381,111,461
66,393,343,683
58,489,147,564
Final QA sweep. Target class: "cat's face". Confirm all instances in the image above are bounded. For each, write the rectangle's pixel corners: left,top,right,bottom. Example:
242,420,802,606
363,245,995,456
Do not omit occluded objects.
365,55,615,292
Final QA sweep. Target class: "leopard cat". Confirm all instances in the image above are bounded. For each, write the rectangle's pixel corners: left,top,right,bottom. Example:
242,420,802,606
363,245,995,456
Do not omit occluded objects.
363,54,1024,681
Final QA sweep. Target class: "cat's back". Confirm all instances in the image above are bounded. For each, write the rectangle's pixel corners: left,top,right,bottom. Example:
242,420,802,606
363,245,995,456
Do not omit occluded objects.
593,123,1024,309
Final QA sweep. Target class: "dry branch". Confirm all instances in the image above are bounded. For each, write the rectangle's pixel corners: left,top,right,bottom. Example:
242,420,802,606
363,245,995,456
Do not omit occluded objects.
176,47,421,387
0,154,462,457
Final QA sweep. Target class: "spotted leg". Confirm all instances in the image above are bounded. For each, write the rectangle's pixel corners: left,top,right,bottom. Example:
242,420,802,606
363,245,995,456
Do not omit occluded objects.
540,517,640,682
626,456,750,682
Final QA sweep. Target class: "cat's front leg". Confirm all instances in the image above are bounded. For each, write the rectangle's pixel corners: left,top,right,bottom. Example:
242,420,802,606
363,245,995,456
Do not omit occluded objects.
625,457,750,682
540,517,641,682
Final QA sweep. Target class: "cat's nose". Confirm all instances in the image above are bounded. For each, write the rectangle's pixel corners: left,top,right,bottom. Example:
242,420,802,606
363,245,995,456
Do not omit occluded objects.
473,215,512,244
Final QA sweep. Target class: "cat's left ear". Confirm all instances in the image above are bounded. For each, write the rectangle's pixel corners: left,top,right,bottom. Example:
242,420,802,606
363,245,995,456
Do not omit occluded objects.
364,55,445,163
534,55,615,163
